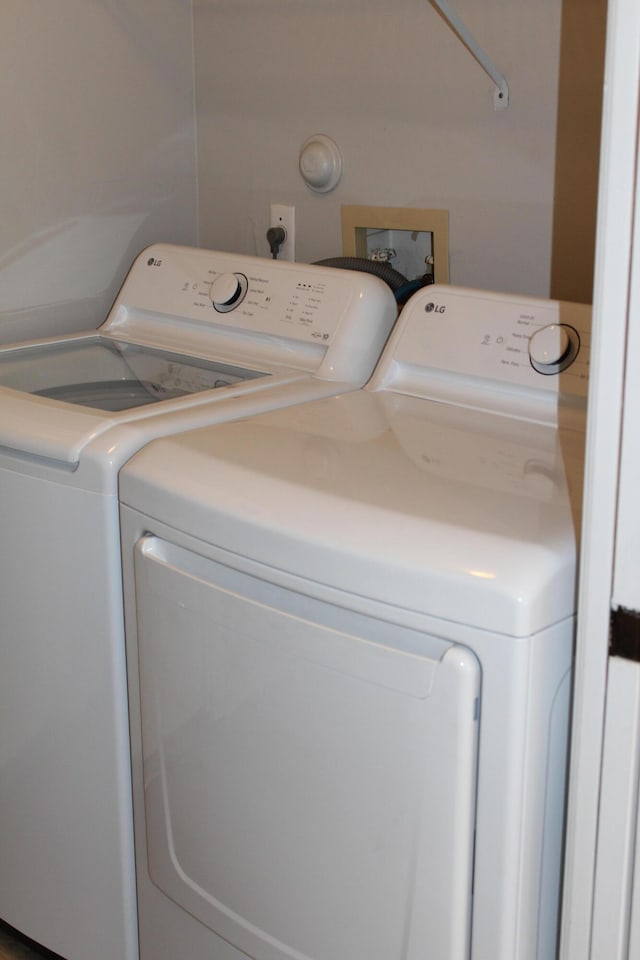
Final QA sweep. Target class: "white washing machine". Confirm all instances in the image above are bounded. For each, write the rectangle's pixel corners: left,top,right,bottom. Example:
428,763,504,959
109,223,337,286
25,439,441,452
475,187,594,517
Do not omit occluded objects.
119,285,590,960
0,243,396,960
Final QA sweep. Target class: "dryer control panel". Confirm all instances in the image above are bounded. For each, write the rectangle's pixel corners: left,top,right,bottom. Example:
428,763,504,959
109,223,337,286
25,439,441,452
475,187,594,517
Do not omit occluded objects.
371,285,591,422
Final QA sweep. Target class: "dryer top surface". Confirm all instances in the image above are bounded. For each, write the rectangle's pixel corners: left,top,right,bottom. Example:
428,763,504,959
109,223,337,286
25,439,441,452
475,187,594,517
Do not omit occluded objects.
120,386,585,638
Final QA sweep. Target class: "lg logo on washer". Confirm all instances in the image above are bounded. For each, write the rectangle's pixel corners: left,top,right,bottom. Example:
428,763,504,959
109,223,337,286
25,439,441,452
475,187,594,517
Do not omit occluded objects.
147,257,163,267
425,302,446,314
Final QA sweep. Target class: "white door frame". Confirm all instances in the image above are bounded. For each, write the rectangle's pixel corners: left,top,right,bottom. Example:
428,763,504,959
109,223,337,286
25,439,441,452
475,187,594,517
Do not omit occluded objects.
560,1,640,956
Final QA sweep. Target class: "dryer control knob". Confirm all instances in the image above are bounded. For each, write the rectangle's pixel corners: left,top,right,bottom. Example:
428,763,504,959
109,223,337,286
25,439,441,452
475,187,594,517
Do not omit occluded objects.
529,324,579,374
210,272,248,313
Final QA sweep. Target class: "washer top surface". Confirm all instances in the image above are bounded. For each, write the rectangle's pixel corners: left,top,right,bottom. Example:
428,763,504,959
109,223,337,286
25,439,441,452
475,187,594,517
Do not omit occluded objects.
0,244,396,474
120,285,591,637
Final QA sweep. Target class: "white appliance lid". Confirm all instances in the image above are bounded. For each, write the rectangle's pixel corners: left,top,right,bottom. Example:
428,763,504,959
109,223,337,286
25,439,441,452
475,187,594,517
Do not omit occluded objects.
120,388,585,638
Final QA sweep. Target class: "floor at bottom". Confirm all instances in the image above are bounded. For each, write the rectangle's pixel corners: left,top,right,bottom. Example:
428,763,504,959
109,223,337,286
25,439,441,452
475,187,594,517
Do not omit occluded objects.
0,924,63,960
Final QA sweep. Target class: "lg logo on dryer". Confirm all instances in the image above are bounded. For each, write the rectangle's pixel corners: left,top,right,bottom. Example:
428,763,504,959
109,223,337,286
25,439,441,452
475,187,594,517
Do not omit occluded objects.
147,257,163,267
425,302,446,314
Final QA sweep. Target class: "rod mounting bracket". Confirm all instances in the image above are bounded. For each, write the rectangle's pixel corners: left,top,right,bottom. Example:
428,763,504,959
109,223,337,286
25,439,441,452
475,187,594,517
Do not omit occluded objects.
429,0,510,110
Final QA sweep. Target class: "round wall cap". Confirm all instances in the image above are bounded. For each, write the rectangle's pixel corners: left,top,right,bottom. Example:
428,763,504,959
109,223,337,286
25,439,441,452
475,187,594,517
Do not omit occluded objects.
299,135,343,193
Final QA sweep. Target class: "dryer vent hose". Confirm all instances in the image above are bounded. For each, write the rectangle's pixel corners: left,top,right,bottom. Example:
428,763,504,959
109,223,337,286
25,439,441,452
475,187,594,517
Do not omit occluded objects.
313,257,433,304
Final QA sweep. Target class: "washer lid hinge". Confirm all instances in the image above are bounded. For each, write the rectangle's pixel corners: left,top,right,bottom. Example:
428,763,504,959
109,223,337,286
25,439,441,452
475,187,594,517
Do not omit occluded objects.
610,606,640,662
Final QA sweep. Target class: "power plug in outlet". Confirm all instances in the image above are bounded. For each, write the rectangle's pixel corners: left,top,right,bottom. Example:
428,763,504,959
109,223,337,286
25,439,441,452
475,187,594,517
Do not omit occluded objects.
270,204,295,261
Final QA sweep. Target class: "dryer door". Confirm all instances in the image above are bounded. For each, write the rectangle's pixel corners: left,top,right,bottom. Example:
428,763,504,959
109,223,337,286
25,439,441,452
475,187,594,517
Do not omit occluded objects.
133,535,480,960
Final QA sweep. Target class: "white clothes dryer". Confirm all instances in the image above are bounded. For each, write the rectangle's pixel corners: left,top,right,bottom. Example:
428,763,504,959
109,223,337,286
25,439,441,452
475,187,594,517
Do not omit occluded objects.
0,244,396,960
119,285,590,960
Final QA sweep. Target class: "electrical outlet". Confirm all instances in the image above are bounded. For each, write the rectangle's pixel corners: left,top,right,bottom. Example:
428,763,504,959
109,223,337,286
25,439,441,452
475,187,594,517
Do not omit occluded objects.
270,204,295,262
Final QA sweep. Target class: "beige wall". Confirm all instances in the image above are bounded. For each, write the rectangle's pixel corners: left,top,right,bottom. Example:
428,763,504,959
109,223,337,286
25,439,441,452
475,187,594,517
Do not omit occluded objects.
0,0,198,341
193,0,571,298
551,0,607,304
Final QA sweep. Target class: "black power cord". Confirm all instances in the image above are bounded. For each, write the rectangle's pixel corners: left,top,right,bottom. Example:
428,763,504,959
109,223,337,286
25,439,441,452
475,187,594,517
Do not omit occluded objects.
266,225,286,259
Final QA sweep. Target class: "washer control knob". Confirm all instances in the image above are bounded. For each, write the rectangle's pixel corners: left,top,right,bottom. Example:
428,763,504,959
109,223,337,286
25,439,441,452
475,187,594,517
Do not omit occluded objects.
529,323,579,374
210,272,248,312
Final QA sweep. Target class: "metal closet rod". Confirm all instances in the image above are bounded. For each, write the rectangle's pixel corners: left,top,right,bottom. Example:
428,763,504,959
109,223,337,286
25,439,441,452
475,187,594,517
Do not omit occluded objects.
428,0,510,108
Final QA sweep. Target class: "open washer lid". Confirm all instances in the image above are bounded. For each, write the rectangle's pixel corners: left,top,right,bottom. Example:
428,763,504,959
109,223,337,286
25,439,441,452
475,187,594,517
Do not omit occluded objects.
120,285,591,638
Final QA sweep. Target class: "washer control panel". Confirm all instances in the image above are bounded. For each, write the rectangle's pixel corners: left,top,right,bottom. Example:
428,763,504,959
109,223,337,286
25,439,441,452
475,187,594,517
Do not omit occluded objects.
100,243,397,385
383,285,591,407
106,243,395,351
